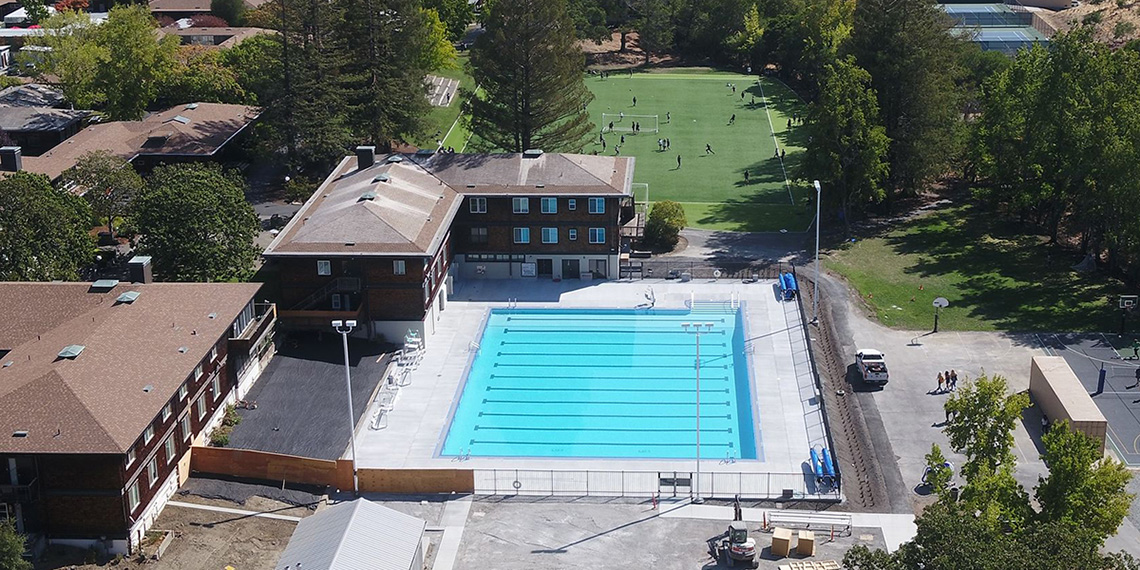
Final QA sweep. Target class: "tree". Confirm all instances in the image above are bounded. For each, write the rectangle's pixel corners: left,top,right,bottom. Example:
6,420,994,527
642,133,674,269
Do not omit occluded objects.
423,0,474,41
643,200,686,251
160,45,247,107
566,0,613,44
132,164,259,282
24,10,104,109
53,0,87,12
0,172,94,281
797,56,889,233
468,0,595,152
848,0,966,196
419,8,460,73
634,0,673,64
61,151,144,239
211,0,246,25
220,34,280,105
727,2,763,67
923,443,952,496
1035,421,1134,542
942,374,1029,481
0,519,31,570
20,0,49,24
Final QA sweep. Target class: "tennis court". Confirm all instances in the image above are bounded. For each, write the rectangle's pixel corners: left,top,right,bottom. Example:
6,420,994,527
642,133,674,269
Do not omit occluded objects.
954,25,1048,54
1037,333,1140,467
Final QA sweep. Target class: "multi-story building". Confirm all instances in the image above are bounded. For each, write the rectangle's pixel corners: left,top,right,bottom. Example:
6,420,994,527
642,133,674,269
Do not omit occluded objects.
263,148,636,342
0,263,276,554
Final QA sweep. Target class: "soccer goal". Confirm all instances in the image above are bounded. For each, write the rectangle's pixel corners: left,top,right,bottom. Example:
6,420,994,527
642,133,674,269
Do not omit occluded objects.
601,113,659,133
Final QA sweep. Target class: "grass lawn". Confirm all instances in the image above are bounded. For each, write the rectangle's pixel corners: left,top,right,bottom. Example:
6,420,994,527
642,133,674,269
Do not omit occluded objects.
825,204,1129,332
413,54,473,150
584,70,812,231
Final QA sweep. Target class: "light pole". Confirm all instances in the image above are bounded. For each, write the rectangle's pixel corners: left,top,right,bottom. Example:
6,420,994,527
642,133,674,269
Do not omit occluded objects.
812,180,822,324
681,322,714,504
332,319,359,495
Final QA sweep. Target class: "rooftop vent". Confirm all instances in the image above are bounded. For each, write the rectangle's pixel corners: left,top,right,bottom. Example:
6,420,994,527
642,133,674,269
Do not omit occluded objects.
116,291,140,304
208,312,217,319
523,149,544,158
91,279,119,290
143,384,153,393
373,173,390,183
355,146,375,170
535,184,545,188
129,256,153,284
2,361,12,368
12,430,27,438
466,183,475,188
172,115,191,124
386,155,404,164
57,345,85,359
359,191,377,201
178,346,188,353
185,103,199,110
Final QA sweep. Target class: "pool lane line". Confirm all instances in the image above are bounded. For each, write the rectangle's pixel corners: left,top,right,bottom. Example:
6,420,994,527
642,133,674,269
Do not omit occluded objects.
487,374,731,381
474,426,735,433
477,412,733,419
467,440,739,447
486,386,730,392
491,363,731,369
481,399,733,405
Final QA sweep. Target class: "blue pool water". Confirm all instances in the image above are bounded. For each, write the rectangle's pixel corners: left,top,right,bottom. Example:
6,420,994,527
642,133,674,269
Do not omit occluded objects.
439,307,760,460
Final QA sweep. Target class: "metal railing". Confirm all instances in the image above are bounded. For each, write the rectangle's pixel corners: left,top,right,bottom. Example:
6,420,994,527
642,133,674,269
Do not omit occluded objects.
619,260,795,281
290,277,362,311
472,469,840,501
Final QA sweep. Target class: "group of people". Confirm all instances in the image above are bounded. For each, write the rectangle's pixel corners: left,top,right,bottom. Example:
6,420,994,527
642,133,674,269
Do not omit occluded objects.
657,138,671,151
787,112,804,129
936,370,959,393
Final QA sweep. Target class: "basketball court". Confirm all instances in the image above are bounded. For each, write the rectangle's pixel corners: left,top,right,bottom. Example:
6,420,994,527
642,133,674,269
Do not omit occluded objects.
1037,331,1140,467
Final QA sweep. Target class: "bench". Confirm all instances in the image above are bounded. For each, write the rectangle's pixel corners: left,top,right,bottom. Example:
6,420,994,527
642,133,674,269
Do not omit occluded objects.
767,511,852,536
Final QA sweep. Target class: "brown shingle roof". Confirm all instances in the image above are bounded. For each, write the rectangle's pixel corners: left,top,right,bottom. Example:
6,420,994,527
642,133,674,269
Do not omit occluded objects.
263,152,633,258
159,27,272,49
0,281,262,454
21,102,259,181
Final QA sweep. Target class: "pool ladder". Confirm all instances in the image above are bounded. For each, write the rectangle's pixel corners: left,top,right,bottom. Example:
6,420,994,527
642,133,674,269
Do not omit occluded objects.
507,298,519,309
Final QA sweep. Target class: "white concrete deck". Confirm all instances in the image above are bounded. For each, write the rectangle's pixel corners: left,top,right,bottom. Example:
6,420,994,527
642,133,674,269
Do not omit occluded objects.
354,278,834,499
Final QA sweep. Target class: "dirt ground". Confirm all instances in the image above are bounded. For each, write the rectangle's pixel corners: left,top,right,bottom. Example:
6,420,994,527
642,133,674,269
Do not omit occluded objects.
33,496,309,570
1038,0,1140,46
581,31,680,69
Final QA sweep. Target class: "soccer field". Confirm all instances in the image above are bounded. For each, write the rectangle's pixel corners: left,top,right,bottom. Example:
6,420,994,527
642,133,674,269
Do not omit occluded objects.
585,70,812,232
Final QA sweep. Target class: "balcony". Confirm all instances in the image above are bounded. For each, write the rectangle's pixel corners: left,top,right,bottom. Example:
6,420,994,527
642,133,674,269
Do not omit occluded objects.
278,306,364,330
229,302,276,353
0,477,39,504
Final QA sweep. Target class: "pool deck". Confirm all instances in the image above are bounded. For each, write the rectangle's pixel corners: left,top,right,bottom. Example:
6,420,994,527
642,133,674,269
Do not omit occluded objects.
354,278,834,500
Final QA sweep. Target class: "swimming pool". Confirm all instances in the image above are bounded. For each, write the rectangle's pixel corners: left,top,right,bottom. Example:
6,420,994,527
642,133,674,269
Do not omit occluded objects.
439,307,760,460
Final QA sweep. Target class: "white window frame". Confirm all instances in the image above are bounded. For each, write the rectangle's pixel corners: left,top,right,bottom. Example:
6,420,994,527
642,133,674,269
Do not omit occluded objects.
194,364,203,380
147,458,158,487
393,260,406,275
513,227,530,244
588,197,605,214
165,438,176,464
211,376,221,400
181,416,191,441
512,197,529,214
469,197,487,213
568,198,576,211
540,197,557,214
196,396,206,420
144,425,154,444
317,260,331,276
589,227,606,244
161,404,171,422
126,448,136,467
128,481,140,511
209,346,217,362
568,229,578,241
541,228,557,244
178,383,188,401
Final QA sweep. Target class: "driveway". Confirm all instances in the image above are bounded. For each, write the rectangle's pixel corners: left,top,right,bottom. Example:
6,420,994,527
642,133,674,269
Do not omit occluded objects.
666,228,810,262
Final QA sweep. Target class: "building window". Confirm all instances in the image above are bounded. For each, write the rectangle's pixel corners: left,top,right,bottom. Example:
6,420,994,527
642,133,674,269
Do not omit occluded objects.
589,228,606,244
128,481,140,511
147,458,158,487
194,364,203,380
568,229,578,241
512,197,529,214
469,197,487,213
540,197,557,214
393,260,406,275
178,383,188,401
196,396,206,420
541,228,557,244
161,404,171,422
317,260,331,275
513,227,530,244
181,416,191,441
165,438,176,464
470,227,488,244
588,197,605,214
209,346,217,362
331,294,342,310
144,425,154,444
126,448,136,467
211,376,221,400
568,198,576,211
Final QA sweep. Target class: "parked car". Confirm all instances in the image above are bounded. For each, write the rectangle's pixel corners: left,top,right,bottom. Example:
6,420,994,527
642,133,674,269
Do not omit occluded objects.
856,349,889,385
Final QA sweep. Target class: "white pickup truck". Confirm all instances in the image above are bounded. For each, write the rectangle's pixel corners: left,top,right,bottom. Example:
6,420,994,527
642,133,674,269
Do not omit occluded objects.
856,349,889,385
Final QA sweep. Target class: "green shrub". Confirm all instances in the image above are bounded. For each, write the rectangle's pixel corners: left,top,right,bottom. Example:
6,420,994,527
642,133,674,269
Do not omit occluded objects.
284,176,317,203
209,429,230,447
1114,20,1136,37
1083,10,1104,24
642,200,687,252
222,404,241,427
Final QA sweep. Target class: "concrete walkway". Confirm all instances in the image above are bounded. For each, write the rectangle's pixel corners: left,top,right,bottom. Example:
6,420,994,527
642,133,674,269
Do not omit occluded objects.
166,500,302,522
432,496,473,570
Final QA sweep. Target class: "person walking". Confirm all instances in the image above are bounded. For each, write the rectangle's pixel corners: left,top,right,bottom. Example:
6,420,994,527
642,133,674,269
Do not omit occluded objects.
633,96,637,107
677,155,682,169
949,370,958,391
937,372,945,393
666,111,671,123
744,170,749,183
751,95,755,105
620,134,625,144
601,138,606,150
781,149,785,159
729,114,736,125
705,143,714,154
1131,339,1140,359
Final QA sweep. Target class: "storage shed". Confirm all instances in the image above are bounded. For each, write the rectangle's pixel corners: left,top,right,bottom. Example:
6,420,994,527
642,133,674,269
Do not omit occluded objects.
1029,356,1108,452
276,499,426,570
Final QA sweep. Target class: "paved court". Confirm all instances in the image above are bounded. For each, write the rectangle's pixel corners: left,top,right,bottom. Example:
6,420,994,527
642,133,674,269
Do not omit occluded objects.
1038,333,1140,467
426,75,459,107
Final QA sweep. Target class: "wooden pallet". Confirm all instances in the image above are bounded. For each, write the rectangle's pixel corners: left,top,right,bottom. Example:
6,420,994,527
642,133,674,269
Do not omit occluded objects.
777,561,841,570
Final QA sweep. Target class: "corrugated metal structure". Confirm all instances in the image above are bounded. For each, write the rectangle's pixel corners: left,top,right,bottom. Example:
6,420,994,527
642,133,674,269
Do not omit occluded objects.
1029,356,1108,452
276,499,426,570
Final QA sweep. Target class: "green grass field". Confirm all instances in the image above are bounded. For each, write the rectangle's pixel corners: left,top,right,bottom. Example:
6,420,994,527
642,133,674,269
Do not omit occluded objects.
415,54,474,150
584,69,812,231
825,204,1128,332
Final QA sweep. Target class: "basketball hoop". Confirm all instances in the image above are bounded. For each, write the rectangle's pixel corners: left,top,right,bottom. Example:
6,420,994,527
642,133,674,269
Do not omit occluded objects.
1120,295,1137,310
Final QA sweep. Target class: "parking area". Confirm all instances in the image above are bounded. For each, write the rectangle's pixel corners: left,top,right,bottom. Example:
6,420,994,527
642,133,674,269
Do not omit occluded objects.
1038,333,1140,467
228,332,393,459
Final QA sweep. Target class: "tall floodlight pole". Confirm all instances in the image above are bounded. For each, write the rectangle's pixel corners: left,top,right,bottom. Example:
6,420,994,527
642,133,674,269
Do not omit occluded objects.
812,180,822,324
682,322,714,503
333,319,360,495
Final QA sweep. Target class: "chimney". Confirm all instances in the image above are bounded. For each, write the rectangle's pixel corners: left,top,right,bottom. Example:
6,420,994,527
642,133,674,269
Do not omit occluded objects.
0,146,21,172
522,149,543,158
128,255,153,284
356,146,376,170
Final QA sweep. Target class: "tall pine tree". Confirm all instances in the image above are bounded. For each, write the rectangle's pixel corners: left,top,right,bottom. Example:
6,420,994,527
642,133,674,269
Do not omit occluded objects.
467,0,594,153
